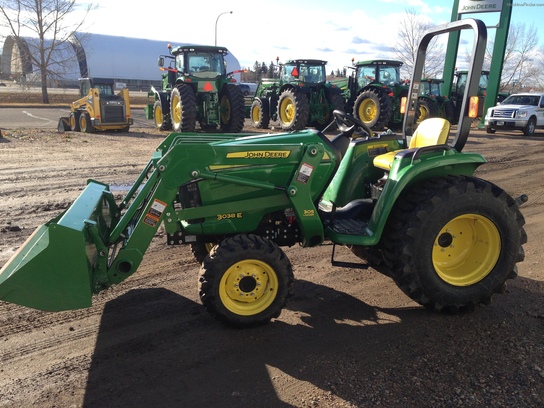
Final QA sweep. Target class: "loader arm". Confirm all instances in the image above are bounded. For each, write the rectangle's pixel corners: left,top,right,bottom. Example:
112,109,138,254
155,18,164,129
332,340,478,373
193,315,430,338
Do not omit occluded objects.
70,94,90,111
0,129,340,311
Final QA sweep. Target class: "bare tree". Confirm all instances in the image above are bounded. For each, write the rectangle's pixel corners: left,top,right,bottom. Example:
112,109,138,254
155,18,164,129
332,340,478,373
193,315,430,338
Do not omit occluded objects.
483,23,542,92
392,8,444,79
501,23,539,91
0,0,95,103
534,44,544,90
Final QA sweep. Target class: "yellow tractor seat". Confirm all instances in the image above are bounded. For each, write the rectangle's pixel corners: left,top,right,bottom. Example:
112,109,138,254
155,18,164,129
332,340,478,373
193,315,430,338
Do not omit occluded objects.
373,118,451,170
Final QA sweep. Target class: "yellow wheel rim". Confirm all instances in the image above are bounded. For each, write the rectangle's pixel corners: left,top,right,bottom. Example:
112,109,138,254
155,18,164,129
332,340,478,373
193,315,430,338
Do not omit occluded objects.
251,104,261,124
219,259,278,316
172,93,181,125
279,97,295,125
358,98,377,123
220,95,231,123
433,214,501,286
154,104,163,128
80,116,87,130
418,105,429,123
70,115,76,129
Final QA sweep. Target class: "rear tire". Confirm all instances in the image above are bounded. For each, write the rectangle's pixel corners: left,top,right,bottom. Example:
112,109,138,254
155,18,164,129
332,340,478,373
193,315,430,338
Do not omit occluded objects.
277,89,310,131
486,126,496,134
170,85,196,132
353,89,391,130
381,175,526,313
219,83,245,133
198,234,293,327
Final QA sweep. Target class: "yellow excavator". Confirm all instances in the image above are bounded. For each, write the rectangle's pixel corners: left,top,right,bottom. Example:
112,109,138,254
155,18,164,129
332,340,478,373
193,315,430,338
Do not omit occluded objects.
58,78,133,133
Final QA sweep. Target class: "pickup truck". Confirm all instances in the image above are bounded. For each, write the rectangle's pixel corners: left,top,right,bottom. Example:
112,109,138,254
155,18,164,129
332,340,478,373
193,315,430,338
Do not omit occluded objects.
485,93,544,136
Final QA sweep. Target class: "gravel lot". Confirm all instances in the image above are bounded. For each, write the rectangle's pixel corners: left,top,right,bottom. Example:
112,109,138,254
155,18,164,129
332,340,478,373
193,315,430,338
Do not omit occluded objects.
0,96,543,407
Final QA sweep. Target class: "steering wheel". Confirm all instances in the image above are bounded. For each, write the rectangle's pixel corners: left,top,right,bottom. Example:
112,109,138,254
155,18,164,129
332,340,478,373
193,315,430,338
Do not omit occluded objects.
333,110,374,138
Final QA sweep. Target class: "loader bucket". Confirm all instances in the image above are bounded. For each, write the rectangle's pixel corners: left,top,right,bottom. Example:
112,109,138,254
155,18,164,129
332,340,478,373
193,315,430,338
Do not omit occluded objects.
58,116,70,131
0,181,114,311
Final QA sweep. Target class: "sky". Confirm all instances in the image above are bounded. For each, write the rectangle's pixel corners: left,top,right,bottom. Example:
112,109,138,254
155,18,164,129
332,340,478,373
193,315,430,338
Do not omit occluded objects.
3,0,544,74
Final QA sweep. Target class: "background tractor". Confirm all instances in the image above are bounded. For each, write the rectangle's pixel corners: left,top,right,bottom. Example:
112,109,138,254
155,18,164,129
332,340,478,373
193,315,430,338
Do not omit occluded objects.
146,44,245,133
0,19,527,330
448,69,509,123
417,78,455,123
339,59,409,130
250,59,344,131
58,78,132,133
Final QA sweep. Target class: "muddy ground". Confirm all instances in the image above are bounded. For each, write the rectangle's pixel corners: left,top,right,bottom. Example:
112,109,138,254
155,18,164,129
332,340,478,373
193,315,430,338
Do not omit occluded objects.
0,122,543,407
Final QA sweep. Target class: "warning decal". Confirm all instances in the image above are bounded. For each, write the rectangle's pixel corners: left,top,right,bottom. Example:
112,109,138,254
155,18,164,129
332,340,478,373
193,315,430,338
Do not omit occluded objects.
149,199,167,218
143,199,167,227
296,162,314,184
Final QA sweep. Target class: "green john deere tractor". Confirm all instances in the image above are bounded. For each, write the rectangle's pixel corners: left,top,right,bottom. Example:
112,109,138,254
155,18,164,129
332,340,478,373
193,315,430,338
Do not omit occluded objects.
0,19,527,329
417,78,455,123
146,44,246,133
250,59,344,131
341,59,409,130
449,69,509,124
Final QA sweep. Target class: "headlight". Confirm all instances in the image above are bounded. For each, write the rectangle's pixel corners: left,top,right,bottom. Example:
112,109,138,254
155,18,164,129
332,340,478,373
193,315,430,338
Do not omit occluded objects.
517,111,528,118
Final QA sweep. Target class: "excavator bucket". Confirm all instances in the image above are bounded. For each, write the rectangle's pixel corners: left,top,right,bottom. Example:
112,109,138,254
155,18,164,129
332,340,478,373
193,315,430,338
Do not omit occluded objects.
0,181,114,311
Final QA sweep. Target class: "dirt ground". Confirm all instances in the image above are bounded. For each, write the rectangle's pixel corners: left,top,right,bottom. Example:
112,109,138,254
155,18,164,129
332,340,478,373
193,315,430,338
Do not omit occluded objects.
0,121,543,407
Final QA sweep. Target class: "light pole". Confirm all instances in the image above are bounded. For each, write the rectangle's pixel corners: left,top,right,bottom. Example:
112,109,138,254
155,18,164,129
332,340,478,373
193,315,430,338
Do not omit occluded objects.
215,11,233,46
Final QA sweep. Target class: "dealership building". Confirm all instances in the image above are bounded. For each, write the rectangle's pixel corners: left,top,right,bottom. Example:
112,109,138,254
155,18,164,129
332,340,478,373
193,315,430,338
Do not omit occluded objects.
0,33,241,90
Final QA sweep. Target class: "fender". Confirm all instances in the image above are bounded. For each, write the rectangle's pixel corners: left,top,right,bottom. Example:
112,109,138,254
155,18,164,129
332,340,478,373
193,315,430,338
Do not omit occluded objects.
149,85,171,114
327,148,487,246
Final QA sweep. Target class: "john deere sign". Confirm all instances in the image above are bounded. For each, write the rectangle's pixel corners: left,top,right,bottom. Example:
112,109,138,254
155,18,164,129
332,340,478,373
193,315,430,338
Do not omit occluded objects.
458,0,503,13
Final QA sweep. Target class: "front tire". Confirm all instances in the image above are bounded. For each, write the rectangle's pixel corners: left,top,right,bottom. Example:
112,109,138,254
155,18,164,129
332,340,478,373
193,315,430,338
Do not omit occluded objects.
251,98,270,129
523,117,536,136
153,100,171,130
381,175,526,313
314,91,345,130
198,234,294,327
219,83,245,133
69,112,81,132
416,98,439,124
191,242,218,264
170,85,196,132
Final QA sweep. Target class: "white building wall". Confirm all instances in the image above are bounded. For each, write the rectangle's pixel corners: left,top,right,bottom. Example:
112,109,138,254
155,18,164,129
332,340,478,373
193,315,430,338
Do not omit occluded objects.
1,33,242,86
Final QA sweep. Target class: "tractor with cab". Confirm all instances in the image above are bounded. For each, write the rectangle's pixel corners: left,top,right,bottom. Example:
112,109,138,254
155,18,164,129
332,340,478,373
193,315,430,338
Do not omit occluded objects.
146,44,246,133
250,59,344,131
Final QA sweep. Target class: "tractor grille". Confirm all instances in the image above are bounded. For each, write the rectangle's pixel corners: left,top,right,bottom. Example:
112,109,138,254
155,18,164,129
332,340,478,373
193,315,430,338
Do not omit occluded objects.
101,105,125,123
492,109,516,119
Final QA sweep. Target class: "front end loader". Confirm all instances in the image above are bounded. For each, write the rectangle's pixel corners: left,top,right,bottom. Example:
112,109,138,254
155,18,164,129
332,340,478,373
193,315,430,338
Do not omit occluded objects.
1,20,527,328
